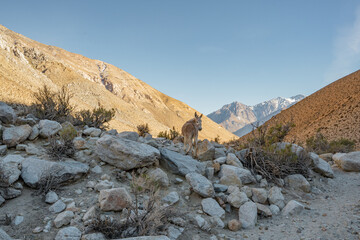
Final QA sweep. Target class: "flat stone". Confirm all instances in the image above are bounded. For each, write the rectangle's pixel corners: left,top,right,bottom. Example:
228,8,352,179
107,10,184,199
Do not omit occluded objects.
186,172,214,198
282,200,304,216
201,198,225,219
256,203,272,217
54,211,74,228
160,148,205,176
55,226,81,240
49,200,66,213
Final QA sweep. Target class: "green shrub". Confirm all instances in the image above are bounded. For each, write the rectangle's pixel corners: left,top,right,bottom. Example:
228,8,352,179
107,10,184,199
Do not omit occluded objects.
329,138,356,153
157,126,180,140
31,85,74,122
137,123,150,137
59,123,77,142
75,103,115,130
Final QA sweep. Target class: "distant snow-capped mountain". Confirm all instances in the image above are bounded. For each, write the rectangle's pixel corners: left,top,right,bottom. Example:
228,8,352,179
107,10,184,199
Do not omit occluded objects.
208,95,305,137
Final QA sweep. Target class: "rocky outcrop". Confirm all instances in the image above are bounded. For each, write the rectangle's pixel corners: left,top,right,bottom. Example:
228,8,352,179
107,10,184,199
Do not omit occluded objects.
96,135,160,170
159,148,205,176
333,151,360,172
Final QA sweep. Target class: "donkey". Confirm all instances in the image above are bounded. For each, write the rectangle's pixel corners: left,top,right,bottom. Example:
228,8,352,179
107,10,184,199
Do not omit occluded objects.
182,112,203,156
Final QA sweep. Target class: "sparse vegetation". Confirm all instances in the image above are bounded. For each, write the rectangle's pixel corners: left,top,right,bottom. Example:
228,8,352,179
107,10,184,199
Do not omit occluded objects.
47,134,76,161
74,103,115,130
137,123,150,137
90,173,175,238
213,135,221,144
31,85,74,122
230,121,310,182
306,132,356,154
157,126,180,140
33,167,65,195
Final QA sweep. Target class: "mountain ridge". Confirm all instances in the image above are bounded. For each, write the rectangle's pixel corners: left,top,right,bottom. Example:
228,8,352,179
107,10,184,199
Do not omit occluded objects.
0,25,236,141
208,95,305,136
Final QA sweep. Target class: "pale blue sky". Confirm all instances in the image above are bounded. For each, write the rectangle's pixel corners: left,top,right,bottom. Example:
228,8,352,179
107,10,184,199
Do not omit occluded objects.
1,0,360,114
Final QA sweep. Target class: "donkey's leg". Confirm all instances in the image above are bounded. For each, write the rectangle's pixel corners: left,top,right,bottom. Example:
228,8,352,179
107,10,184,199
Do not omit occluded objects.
193,134,198,157
184,136,191,155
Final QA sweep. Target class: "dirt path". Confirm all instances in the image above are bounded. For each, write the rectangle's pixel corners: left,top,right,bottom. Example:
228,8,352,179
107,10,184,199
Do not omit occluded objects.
227,167,360,240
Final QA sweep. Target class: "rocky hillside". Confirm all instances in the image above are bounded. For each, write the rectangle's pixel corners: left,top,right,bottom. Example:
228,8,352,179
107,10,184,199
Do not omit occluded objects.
208,95,305,137
243,70,360,149
0,25,235,141
0,102,359,240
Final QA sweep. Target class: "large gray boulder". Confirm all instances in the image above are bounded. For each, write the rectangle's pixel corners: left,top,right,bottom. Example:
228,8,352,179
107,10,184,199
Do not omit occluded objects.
218,164,255,184
0,102,16,124
117,131,139,141
238,201,257,229
186,172,214,197
38,120,62,138
2,125,32,147
21,157,89,188
96,135,160,170
333,151,360,172
159,148,205,176
309,152,334,178
196,139,215,161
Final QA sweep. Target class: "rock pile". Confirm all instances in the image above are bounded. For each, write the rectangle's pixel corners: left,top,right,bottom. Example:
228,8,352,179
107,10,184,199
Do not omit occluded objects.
0,101,357,240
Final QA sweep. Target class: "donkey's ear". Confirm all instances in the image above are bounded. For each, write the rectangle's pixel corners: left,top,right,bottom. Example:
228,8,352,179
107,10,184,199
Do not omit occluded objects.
200,114,203,118
195,112,198,118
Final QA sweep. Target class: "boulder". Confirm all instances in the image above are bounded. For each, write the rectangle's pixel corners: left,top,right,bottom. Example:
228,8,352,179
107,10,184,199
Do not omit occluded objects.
186,172,214,198
281,200,304,216
274,142,306,157
0,159,21,187
49,200,66,213
96,135,160,170
201,198,225,219
55,226,81,240
99,188,132,211
159,148,205,176
256,203,272,217
162,191,180,205
28,125,40,141
196,139,215,161
226,153,243,168
21,157,89,188
0,102,16,124
54,211,74,228
2,125,32,147
83,127,102,137
117,131,140,141
309,152,334,178
38,120,62,138
214,148,226,159
333,151,360,172
251,188,268,204
227,189,248,208
268,186,285,209
238,201,257,229
147,168,169,187
219,164,255,184
284,174,311,193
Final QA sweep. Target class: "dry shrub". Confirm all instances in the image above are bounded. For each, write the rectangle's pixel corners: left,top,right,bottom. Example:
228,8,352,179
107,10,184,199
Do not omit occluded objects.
33,167,65,195
306,132,355,154
157,126,180,140
75,103,115,130
90,173,176,238
137,123,150,137
213,135,221,144
47,136,75,160
236,121,311,182
31,85,74,123
243,144,311,182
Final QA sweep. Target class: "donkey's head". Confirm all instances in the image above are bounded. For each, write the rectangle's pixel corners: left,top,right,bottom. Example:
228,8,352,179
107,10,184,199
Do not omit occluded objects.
194,112,203,131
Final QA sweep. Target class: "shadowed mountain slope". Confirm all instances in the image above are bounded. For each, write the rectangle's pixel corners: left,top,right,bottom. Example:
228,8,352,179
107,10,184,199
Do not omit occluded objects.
241,71,360,149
